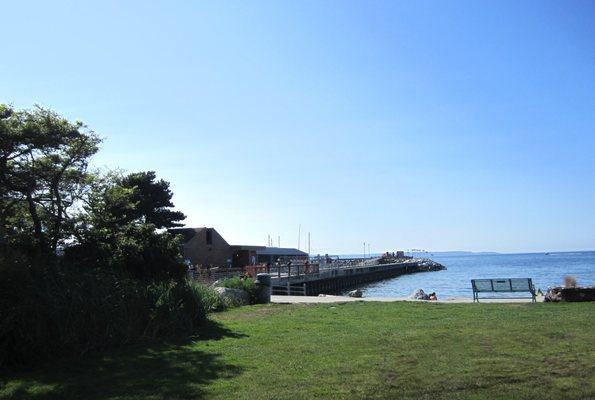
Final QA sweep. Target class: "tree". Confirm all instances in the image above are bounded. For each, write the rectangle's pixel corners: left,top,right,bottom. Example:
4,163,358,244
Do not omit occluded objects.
0,104,186,279
111,171,186,228
65,171,186,280
0,104,100,257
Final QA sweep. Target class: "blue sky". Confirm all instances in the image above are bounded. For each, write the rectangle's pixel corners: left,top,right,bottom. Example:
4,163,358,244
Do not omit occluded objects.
2,1,594,253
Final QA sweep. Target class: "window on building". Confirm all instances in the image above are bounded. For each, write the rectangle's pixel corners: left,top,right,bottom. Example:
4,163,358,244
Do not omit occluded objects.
206,229,213,245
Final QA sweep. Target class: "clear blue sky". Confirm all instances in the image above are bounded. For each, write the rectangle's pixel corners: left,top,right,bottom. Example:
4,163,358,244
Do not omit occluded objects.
2,1,594,254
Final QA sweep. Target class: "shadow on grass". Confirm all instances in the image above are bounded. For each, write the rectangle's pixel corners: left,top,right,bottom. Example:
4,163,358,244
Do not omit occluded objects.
1,320,246,400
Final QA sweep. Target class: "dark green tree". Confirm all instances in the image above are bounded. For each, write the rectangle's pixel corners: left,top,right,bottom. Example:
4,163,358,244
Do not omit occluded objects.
66,172,186,280
0,104,186,279
112,171,186,228
0,104,100,257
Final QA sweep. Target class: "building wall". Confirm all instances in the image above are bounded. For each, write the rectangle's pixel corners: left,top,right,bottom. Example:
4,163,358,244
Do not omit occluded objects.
175,227,307,269
182,228,231,267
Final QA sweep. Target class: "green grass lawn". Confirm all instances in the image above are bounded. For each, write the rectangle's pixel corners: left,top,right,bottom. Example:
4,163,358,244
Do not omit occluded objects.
2,302,594,400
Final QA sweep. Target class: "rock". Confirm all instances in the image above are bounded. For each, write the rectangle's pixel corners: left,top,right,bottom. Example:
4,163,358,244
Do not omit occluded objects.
214,287,250,305
544,287,563,302
545,286,595,302
348,289,363,298
411,289,429,300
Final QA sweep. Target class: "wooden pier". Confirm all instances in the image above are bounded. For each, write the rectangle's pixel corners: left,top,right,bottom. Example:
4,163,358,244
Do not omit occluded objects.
270,260,445,296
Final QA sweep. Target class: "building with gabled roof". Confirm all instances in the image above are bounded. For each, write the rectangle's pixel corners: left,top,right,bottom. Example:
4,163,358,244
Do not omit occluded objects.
169,227,307,268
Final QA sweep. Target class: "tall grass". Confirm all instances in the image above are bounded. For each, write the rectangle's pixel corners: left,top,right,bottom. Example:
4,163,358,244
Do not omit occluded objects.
0,256,222,368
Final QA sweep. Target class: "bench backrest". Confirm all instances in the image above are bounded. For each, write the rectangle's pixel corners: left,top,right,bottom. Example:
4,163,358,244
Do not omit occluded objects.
471,278,534,293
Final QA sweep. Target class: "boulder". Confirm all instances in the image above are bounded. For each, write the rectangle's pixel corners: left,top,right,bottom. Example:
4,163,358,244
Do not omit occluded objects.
348,289,363,298
411,289,429,300
214,287,250,305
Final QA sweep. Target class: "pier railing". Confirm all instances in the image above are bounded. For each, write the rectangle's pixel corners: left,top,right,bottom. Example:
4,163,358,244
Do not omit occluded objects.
252,258,381,279
187,262,325,283
271,258,446,296
271,282,307,296
187,257,440,284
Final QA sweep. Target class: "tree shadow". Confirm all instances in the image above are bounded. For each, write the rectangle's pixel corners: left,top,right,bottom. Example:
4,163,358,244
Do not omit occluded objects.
2,320,247,400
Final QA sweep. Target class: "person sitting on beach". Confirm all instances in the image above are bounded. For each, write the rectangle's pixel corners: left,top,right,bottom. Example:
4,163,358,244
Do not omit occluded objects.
428,292,438,301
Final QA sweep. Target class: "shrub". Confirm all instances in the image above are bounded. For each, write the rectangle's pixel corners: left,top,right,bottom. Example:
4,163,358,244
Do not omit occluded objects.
564,276,577,288
216,276,259,304
0,254,218,368
64,224,187,281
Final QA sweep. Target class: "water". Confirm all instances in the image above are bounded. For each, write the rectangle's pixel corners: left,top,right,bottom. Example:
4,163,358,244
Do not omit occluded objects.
359,251,595,300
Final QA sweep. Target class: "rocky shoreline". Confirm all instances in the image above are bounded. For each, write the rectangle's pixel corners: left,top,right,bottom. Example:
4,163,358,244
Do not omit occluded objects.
544,286,595,302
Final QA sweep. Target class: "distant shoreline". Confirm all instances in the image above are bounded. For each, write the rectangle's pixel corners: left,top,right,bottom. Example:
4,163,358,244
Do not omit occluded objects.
332,250,595,259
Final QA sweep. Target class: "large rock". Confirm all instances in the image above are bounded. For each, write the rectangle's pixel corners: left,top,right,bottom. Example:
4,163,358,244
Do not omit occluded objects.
544,286,595,302
214,287,250,305
411,289,429,300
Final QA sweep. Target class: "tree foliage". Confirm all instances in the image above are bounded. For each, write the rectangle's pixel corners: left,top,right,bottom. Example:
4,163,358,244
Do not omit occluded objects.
111,171,186,228
64,172,186,279
0,104,210,369
0,104,100,256
0,104,186,279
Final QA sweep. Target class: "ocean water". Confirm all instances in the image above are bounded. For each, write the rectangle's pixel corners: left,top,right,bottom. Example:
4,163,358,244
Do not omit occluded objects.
358,251,595,300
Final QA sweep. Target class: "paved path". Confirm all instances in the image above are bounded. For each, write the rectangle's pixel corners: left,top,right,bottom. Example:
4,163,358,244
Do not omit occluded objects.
271,295,542,304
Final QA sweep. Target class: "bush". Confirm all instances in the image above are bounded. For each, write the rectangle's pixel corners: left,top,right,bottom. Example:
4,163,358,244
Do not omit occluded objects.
216,276,259,304
64,224,187,281
564,276,577,288
0,254,218,368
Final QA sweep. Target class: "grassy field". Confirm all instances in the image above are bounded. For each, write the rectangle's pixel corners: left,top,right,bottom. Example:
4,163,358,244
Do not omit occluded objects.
1,302,594,400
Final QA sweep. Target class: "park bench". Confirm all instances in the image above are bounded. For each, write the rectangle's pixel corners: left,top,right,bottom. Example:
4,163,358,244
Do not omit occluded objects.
471,278,536,303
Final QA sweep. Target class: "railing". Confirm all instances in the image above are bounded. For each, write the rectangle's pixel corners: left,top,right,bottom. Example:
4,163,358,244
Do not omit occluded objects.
187,262,324,282
255,257,418,280
187,262,323,282
187,267,244,283
314,257,384,270
272,283,307,296
244,262,321,279
188,257,434,283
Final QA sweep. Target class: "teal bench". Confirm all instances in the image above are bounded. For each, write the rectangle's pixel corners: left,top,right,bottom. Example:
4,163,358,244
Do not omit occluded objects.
471,278,536,303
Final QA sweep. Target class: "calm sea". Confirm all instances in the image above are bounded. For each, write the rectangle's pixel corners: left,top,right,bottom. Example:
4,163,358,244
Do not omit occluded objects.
358,251,595,300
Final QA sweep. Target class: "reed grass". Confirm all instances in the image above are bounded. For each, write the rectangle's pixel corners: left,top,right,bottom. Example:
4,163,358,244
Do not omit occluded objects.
0,259,222,368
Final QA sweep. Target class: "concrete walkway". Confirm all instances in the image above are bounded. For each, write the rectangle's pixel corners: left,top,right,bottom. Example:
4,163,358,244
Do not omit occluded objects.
271,295,543,304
